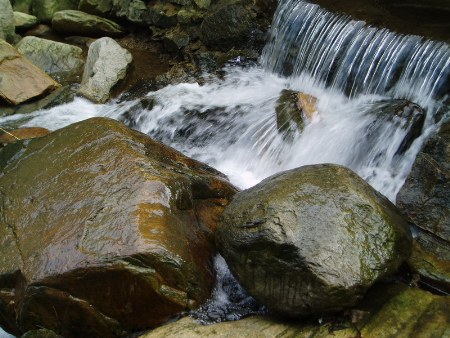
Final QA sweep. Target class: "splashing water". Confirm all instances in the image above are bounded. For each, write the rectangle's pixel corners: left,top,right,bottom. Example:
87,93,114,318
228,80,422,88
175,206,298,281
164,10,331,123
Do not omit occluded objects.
0,0,449,327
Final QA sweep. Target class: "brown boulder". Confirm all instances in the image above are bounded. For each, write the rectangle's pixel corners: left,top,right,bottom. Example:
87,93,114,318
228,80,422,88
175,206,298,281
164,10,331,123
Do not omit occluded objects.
0,127,50,145
0,117,237,337
0,40,60,105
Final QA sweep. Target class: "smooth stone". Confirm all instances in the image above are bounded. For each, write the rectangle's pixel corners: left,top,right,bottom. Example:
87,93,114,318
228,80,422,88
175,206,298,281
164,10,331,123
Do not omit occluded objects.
31,0,80,23
0,0,15,42
13,12,39,31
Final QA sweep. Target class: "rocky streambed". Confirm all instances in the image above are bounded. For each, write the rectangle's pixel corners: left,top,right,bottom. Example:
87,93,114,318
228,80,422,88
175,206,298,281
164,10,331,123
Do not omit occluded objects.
0,0,449,337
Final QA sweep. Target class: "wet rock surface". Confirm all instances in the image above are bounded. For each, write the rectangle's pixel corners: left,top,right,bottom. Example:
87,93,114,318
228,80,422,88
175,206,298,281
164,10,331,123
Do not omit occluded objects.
139,283,450,337
0,117,237,337
15,36,85,84
217,164,412,317
78,37,132,103
0,40,60,105
0,127,50,146
398,121,450,291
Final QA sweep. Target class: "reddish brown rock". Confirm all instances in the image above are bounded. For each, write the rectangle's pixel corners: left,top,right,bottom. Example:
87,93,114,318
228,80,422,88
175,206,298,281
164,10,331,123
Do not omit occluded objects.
0,117,237,337
0,40,60,105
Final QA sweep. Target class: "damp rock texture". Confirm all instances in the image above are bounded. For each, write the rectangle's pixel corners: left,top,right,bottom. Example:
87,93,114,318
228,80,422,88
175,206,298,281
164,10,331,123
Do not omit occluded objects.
0,117,237,337
216,164,412,317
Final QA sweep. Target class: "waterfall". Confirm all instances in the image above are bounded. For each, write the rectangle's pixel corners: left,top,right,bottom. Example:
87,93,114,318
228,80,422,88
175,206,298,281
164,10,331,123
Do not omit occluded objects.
261,0,450,102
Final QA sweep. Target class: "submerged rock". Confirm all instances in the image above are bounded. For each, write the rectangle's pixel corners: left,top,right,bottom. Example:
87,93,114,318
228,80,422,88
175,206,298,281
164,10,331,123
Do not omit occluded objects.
15,36,85,84
275,90,317,141
52,10,126,37
0,117,237,337
139,284,450,337
0,40,60,105
78,37,132,103
216,164,412,317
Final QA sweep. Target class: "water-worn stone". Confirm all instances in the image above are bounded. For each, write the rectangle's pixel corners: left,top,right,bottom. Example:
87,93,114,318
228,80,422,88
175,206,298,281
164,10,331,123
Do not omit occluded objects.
139,284,450,337
398,121,450,290
0,117,237,337
148,2,179,28
200,3,256,51
15,36,85,84
397,121,449,241
112,0,149,24
0,127,50,145
217,164,412,317
78,0,113,16
0,40,60,105
0,0,15,42
0,86,75,117
275,90,317,141
13,12,38,31
31,0,80,23
78,37,132,103
164,29,190,53
52,10,126,38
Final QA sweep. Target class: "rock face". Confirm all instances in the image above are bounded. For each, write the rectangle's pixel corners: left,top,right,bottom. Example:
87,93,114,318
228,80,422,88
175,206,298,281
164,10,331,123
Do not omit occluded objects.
15,36,85,84
200,3,256,51
13,12,39,31
31,0,80,23
0,117,237,337
216,164,412,317
139,284,450,337
397,121,450,290
78,37,132,103
52,10,126,38
0,40,60,105
0,0,15,42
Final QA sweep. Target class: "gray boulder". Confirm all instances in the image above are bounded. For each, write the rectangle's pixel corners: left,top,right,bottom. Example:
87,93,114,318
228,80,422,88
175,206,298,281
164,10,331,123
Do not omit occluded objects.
0,0,15,42
15,36,85,84
52,10,126,38
111,0,149,24
31,0,80,23
13,12,38,31
78,37,132,103
12,0,33,13
216,164,412,317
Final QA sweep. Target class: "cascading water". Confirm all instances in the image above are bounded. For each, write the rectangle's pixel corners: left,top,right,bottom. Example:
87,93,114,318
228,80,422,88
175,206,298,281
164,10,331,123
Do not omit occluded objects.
0,0,449,329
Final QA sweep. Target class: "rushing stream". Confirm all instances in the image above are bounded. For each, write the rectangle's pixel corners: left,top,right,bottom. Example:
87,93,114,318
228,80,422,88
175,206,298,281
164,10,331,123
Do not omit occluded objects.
0,0,449,331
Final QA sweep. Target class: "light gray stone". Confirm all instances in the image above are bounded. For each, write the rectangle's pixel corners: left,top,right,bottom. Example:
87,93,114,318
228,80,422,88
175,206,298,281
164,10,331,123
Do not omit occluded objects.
78,37,132,103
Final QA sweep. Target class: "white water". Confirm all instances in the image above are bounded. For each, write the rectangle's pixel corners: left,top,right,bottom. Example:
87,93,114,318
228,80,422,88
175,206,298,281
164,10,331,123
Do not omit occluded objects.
0,0,449,330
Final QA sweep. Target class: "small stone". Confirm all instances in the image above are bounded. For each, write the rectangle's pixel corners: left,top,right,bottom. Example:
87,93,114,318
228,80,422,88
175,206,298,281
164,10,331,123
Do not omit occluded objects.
13,12,39,31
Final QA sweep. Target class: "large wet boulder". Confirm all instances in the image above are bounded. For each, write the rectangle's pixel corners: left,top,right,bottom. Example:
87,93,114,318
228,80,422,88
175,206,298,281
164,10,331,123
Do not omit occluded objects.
139,283,450,337
0,127,50,146
0,40,60,105
15,37,85,84
78,37,132,103
0,0,15,42
52,10,126,38
31,0,80,23
397,121,450,290
216,164,412,317
0,117,237,337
